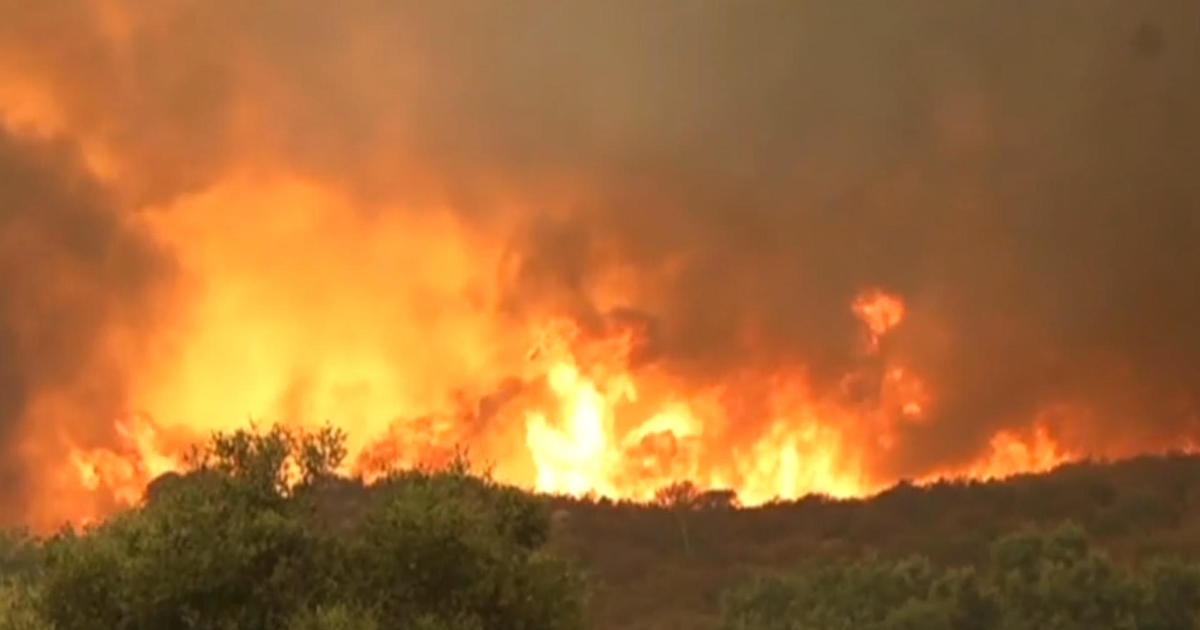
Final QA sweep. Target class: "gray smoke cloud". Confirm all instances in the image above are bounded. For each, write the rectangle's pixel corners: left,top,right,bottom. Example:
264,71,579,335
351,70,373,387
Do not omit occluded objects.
0,0,1197,502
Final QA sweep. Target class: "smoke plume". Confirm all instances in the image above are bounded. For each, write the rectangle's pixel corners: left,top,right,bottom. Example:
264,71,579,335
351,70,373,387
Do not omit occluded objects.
0,130,173,523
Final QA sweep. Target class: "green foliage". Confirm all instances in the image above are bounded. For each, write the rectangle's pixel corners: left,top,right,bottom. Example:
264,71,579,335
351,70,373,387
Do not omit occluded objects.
722,523,1200,630
183,423,349,505
0,529,48,630
334,462,585,630
0,580,48,630
0,529,41,582
543,454,1200,630
16,433,1200,630
26,424,585,630
286,604,380,630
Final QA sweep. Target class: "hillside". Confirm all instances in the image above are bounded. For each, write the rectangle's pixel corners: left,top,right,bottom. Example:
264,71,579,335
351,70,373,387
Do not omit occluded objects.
543,454,1200,629
10,432,1200,630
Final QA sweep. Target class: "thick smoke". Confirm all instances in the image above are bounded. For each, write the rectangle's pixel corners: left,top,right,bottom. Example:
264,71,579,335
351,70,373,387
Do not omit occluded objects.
1,0,1198,499
0,130,173,524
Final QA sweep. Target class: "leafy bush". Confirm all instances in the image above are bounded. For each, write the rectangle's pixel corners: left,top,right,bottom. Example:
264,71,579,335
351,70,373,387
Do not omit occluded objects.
0,529,41,582
722,523,1200,630
0,580,48,630
286,603,380,630
0,529,48,630
20,424,585,630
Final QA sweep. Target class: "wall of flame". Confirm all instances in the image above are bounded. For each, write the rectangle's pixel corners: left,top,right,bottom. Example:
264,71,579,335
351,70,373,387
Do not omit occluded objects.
0,0,1198,529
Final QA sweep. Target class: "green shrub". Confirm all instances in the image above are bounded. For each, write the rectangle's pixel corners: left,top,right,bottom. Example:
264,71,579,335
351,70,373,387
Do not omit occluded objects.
0,529,41,582
722,523,1200,630
0,580,49,630
30,424,585,630
286,603,380,630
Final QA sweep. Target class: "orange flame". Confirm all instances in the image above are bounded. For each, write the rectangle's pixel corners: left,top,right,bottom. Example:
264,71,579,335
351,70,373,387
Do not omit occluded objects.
49,271,1076,525
956,424,1076,481
5,172,1077,528
63,414,187,523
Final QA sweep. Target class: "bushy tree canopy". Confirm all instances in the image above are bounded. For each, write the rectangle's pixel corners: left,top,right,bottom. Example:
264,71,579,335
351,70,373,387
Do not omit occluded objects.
2,425,585,630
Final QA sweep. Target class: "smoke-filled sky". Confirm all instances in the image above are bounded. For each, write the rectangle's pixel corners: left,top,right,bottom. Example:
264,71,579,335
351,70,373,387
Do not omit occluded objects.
1,1,1198,526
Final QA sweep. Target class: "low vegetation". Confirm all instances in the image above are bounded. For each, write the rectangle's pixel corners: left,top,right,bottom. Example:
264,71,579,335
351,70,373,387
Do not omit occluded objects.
722,523,1200,630
6,427,1200,630
550,454,1200,629
1,425,584,630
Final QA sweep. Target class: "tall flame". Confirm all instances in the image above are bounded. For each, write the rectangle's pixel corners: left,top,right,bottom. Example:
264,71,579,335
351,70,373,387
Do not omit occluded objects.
55,269,1083,525
32,189,1080,529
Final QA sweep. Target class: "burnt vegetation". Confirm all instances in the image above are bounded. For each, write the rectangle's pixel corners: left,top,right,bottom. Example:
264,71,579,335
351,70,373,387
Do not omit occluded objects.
6,428,1200,629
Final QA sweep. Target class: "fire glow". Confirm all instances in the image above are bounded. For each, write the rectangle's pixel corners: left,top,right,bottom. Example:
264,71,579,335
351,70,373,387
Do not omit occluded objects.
60,235,1065,527
4,1,1197,531
0,127,1090,531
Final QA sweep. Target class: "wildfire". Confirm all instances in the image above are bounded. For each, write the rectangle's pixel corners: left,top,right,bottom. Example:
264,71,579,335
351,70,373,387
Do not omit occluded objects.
63,414,187,524
1,1,1195,538
33,252,1086,532
46,275,1084,526
0,118,1078,526
72,417,179,497
955,424,1077,481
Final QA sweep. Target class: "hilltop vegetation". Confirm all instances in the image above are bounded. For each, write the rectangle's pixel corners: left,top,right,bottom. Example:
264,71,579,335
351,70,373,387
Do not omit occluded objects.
549,454,1200,629
5,427,1200,629
0,425,584,630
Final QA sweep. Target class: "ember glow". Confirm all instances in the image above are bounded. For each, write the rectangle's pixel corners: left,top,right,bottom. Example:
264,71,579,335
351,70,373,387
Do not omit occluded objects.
2,1,1199,529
